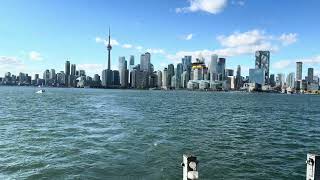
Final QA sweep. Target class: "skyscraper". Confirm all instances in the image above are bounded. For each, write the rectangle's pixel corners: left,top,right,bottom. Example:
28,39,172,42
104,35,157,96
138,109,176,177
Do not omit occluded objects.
119,56,128,88
175,63,183,88
308,68,314,83
287,72,295,88
209,54,218,81
49,69,56,80
296,62,303,80
43,69,50,86
255,51,270,84
156,70,162,88
140,52,151,73
249,68,265,85
217,58,226,81
71,64,76,76
162,68,168,89
129,55,135,71
65,61,70,76
235,65,242,89
167,64,174,88
182,56,192,72
65,60,70,87
102,69,108,87
225,69,234,77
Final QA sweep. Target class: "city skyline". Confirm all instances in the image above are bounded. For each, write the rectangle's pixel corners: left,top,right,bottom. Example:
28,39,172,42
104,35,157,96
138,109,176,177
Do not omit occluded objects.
1,0,320,77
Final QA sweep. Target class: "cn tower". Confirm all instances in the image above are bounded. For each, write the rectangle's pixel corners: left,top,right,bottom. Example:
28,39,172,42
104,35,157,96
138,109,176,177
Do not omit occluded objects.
107,27,112,70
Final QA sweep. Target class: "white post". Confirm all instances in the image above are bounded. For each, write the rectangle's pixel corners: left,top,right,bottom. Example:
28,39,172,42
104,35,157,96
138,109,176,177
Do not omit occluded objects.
306,154,320,180
182,154,199,180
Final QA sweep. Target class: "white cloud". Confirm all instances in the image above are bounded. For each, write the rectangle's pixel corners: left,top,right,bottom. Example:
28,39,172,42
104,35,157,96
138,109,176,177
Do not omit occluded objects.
279,33,298,46
77,63,104,76
217,29,268,47
166,29,299,63
29,51,43,61
146,48,166,54
95,37,104,43
176,0,228,14
184,33,193,40
136,46,143,50
272,55,320,70
95,37,120,46
273,60,292,69
110,39,119,46
0,56,27,74
166,29,280,63
122,44,133,49
0,56,21,65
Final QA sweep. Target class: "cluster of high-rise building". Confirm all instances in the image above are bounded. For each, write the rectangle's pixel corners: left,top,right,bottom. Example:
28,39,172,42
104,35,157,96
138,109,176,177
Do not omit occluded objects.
246,51,319,93
0,30,319,93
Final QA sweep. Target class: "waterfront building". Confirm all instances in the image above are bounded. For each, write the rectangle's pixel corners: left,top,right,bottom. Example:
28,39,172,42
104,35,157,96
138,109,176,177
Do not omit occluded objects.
182,56,192,72
193,68,202,80
140,52,151,73
157,70,162,88
249,68,265,85
71,64,76,76
162,68,168,89
255,51,270,84
119,56,128,88
228,76,235,90
167,64,174,88
171,75,177,89
209,54,218,81
286,72,295,88
43,69,50,86
129,55,135,70
175,63,183,89
101,69,108,87
181,71,189,88
276,73,285,87
270,74,276,87
92,74,101,87
199,80,210,90
191,59,206,81
79,70,86,77
131,70,148,89
34,74,39,81
296,62,303,81
49,69,56,80
65,61,70,87
187,81,199,90
235,65,242,89
217,58,226,81
308,68,314,83
225,69,234,77
112,70,120,86
149,74,157,88
70,64,76,87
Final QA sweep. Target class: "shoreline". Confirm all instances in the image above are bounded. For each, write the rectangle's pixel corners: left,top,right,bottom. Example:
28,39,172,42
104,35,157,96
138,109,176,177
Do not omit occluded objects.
1,85,319,95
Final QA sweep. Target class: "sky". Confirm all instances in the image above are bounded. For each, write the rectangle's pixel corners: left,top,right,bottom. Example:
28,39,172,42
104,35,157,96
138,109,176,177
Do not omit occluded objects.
1,0,320,78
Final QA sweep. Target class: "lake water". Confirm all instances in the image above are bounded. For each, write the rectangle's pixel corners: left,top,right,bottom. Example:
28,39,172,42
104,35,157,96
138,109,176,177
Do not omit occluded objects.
0,86,320,179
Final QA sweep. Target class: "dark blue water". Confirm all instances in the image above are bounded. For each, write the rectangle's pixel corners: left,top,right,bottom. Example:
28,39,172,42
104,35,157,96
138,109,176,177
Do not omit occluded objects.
0,86,319,179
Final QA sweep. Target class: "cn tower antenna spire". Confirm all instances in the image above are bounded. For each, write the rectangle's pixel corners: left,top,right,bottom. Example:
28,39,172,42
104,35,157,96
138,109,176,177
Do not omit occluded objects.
107,26,112,70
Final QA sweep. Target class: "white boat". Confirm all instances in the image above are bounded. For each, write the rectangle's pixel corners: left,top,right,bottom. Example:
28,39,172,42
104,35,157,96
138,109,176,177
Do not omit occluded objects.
36,89,45,94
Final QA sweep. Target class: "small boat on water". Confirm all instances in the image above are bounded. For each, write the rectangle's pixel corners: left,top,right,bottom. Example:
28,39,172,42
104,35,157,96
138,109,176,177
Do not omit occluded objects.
36,89,45,94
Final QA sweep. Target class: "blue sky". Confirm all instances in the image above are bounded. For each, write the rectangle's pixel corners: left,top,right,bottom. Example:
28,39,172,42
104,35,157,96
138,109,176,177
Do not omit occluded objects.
1,0,320,77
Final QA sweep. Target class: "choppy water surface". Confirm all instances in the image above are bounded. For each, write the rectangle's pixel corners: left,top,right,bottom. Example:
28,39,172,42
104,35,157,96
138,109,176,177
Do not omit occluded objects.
0,86,320,179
